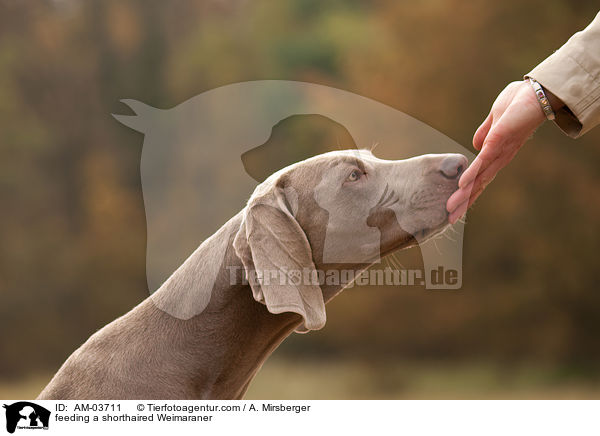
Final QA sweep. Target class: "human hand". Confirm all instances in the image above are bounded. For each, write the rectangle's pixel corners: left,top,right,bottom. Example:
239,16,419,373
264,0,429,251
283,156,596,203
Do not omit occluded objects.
446,80,552,223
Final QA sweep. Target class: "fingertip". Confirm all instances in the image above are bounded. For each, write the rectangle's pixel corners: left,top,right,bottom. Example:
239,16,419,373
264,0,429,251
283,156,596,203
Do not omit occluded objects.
447,188,467,213
458,159,483,189
458,171,475,189
449,200,468,224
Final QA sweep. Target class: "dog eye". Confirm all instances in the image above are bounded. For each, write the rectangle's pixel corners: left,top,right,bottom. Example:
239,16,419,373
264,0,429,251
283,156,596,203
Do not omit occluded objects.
346,169,363,182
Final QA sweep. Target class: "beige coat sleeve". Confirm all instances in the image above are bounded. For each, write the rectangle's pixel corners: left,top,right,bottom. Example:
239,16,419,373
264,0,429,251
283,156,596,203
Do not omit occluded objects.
526,12,600,138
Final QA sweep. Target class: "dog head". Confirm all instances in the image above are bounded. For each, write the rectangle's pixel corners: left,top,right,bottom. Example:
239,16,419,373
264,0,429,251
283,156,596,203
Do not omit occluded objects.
234,149,467,332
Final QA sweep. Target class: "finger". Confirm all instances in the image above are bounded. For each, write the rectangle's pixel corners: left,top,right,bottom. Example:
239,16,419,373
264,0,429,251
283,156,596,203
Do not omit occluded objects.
473,113,493,151
458,155,484,189
449,161,499,219
446,180,474,213
448,199,468,224
448,177,486,224
467,185,486,209
466,164,500,209
459,131,505,189
474,156,503,190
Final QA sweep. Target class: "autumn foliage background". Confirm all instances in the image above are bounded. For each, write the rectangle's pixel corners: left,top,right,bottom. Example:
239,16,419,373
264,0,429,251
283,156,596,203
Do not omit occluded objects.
1,0,599,398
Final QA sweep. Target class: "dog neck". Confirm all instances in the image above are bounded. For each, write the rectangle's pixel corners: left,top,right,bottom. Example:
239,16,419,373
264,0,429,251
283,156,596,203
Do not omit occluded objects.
145,211,370,399
145,213,299,398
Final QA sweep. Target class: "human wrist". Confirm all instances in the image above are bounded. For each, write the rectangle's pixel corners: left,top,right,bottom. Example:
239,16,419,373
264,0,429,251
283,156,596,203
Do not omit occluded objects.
519,80,547,124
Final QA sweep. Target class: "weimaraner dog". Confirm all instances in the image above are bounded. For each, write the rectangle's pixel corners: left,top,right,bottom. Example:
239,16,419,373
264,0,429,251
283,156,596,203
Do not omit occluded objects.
38,149,467,399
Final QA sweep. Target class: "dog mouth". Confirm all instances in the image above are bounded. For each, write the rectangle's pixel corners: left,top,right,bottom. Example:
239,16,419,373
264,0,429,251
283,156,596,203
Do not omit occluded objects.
414,222,452,244
415,227,437,241
413,205,453,242
416,228,431,239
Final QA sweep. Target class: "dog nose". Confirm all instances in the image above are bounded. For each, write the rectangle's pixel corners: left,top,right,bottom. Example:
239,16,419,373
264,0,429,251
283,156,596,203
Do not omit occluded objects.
439,154,468,179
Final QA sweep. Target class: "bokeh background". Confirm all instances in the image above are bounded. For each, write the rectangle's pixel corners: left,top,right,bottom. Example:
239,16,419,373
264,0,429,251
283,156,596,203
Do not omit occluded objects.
1,0,599,399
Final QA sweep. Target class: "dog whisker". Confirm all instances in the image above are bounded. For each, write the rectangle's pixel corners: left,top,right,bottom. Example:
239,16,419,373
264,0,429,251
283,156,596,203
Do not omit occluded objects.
432,238,443,256
443,231,457,243
391,252,405,269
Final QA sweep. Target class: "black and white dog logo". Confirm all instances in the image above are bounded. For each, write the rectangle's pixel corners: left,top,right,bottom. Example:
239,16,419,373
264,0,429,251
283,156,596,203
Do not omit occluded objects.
3,402,50,434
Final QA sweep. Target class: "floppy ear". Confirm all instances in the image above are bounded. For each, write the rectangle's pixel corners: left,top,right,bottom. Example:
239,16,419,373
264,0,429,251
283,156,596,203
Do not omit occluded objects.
233,182,325,332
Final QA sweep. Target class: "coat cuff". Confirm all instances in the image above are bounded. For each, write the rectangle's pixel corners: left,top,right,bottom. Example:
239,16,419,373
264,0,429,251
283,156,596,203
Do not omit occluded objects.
526,51,600,138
